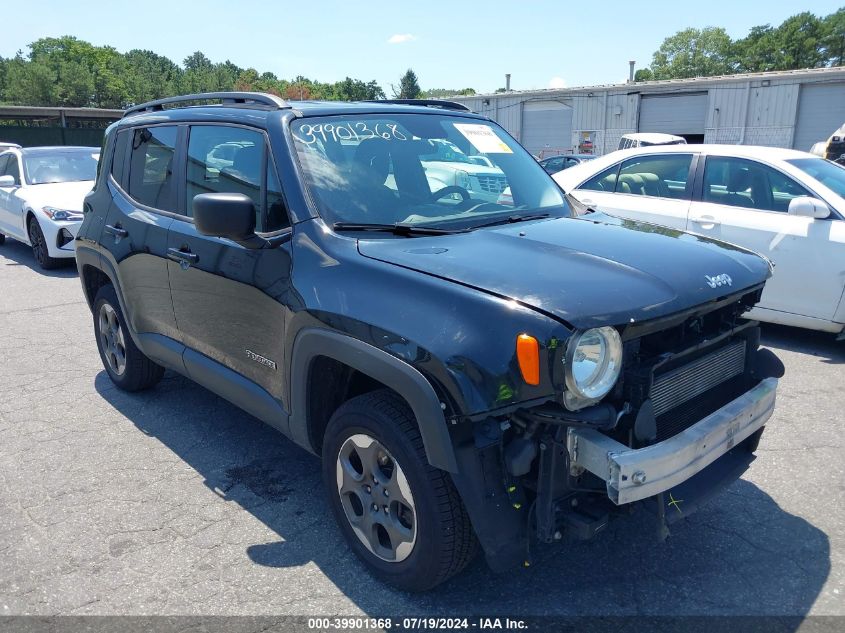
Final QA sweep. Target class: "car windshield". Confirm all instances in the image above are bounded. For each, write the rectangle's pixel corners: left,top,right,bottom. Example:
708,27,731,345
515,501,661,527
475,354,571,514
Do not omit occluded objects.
786,157,845,198
23,150,99,185
290,113,570,230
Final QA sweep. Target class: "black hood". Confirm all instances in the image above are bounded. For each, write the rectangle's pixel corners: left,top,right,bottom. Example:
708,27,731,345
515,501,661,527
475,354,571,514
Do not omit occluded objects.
358,213,771,329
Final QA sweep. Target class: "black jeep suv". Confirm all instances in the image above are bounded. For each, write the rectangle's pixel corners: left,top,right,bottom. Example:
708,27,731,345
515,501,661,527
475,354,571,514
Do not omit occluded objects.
76,92,782,591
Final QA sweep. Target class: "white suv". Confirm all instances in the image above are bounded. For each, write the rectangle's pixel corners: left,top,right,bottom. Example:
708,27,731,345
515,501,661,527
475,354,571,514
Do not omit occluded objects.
420,139,508,204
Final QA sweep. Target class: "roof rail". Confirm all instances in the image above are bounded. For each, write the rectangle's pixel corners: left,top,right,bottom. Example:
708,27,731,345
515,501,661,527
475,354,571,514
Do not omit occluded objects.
363,99,472,112
124,92,289,118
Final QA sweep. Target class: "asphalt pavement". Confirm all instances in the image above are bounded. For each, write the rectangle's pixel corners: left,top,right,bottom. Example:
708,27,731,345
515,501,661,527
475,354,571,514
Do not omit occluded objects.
0,239,842,617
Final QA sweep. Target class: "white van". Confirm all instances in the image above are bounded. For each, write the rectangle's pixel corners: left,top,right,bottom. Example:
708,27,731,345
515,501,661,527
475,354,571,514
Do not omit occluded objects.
618,133,686,150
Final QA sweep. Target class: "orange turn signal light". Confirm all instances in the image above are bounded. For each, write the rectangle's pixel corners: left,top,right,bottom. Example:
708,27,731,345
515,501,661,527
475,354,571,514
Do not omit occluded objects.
516,334,540,386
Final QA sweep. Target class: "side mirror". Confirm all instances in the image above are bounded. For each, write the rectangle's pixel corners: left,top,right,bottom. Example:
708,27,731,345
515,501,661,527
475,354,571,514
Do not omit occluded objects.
0,174,17,187
788,196,830,219
192,193,265,248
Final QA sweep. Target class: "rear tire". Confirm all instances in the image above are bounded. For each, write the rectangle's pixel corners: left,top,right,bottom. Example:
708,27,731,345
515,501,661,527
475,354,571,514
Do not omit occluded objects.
27,216,62,270
322,389,477,592
93,284,164,391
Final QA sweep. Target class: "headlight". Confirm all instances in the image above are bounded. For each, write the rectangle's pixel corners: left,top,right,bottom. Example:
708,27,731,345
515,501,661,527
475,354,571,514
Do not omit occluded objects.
41,206,81,221
455,170,471,189
564,326,622,403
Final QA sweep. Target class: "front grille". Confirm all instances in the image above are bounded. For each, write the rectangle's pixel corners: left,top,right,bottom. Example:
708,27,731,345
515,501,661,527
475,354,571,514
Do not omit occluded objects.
650,340,746,418
475,175,507,194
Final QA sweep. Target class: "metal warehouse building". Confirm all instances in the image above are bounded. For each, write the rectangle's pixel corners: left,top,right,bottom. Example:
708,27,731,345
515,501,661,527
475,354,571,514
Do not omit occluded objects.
451,67,845,158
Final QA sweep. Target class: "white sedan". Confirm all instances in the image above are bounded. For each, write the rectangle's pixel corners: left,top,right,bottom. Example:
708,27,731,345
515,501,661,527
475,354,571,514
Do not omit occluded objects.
0,146,98,269
554,145,845,336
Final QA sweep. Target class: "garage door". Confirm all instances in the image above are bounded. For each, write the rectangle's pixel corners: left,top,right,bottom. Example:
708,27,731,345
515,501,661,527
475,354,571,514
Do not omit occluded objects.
639,93,707,136
793,83,845,152
520,101,572,157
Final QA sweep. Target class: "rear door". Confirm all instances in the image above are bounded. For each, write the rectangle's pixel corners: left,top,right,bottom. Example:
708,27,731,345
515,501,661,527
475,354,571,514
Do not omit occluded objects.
100,125,180,342
573,153,695,229
688,155,843,320
166,123,293,402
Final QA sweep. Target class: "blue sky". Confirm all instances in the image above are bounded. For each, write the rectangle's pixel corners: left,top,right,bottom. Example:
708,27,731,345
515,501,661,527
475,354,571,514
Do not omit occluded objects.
2,1,842,94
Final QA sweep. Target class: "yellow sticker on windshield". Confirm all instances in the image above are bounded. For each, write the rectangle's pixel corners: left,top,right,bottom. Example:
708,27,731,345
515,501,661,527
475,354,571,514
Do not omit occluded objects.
454,123,513,154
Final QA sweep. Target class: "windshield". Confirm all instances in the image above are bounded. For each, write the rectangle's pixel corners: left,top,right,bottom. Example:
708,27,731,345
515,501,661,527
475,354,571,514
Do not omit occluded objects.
290,113,569,230
23,150,99,185
786,157,845,198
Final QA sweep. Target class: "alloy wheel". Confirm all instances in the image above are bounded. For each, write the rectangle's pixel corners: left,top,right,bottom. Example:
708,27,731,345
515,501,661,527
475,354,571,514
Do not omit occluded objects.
98,303,127,376
28,221,45,266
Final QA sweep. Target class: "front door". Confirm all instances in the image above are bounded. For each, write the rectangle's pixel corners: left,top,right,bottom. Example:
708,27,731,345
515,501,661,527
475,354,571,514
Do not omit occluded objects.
688,155,844,321
573,153,695,230
0,153,26,239
166,123,293,402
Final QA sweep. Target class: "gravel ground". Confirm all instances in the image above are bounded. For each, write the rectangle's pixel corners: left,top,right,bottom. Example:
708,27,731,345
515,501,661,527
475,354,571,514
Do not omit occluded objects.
0,239,842,617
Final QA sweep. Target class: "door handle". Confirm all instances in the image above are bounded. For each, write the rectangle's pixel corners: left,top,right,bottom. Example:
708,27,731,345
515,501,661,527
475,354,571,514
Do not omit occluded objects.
104,224,128,238
689,215,720,228
167,247,199,268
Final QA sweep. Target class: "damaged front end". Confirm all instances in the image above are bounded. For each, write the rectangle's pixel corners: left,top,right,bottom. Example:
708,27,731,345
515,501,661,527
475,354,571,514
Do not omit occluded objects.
454,285,783,571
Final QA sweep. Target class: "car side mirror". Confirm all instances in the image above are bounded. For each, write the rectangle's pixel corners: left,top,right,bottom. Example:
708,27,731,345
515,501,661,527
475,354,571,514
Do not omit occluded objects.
0,174,17,187
788,196,830,219
192,193,266,249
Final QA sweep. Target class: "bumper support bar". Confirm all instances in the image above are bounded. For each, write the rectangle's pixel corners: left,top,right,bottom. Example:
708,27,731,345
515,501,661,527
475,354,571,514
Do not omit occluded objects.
566,378,777,505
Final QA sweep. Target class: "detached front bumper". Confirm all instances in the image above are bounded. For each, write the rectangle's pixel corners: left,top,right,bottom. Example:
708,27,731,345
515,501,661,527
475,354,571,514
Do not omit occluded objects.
566,377,777,505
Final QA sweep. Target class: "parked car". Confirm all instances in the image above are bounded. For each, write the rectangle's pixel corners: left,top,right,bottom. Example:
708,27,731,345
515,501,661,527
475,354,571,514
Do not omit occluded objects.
538,154,596,175
77,93,780,591
0,142,21,151
554,144,845,336
419,138,508,203
0,146,99,269
617,133,686,150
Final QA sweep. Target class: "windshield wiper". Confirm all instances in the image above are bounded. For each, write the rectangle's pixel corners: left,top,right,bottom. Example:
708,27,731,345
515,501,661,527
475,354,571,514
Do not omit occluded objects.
332,222,465,236
468,213,551,230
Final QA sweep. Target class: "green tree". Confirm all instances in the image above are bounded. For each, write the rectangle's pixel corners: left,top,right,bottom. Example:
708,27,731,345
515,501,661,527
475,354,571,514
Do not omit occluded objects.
124,49,182,104
633,68,654,81
650,27,734,79
823,8,845,66
333,77,385,101
733,25,780,72
4,54,56,105
393,69,422,99
775,12,827,69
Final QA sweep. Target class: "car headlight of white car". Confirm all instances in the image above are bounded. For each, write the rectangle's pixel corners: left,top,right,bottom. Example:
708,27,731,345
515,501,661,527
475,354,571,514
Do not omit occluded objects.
41,206,83,221
564,326,623,407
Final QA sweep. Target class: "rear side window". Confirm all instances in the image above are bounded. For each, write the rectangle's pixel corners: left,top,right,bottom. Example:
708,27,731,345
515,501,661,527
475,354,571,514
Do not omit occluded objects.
110,130,129,186
186,125,290,232
615,154,692,199
703,157,812,213
128,126,179,211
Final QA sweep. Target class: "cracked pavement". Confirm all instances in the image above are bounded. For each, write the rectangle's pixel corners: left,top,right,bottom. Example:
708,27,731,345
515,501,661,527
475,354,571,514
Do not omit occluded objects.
0,240,842,616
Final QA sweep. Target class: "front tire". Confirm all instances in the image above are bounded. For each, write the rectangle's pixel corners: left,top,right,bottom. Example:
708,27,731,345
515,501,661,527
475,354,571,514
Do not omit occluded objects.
322,390,477,591
28,216,62,270
93,284,164,391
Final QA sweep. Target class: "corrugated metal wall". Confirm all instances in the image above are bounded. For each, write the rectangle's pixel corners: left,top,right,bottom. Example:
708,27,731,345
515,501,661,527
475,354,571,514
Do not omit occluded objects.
453,69,845,156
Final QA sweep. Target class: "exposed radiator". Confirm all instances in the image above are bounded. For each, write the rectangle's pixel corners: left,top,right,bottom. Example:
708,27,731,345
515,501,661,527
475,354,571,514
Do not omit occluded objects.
650,340,747,418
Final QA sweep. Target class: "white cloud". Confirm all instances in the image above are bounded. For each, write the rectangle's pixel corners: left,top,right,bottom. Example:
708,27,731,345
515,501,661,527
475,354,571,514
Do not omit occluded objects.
387,33,417,44
548,77,567,89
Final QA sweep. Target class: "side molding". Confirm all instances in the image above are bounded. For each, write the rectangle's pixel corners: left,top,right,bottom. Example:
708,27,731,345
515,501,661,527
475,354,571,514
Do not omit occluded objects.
289,328,458,473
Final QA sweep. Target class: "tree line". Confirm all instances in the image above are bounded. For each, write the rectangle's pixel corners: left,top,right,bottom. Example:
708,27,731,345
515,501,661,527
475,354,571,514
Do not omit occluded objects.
0,37,478,109
636,8,845,81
